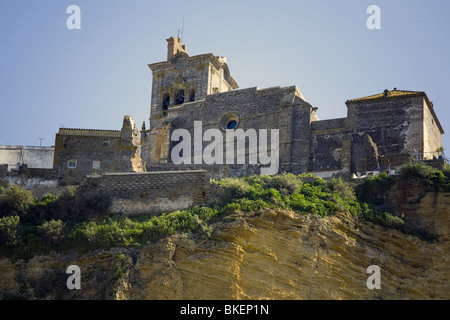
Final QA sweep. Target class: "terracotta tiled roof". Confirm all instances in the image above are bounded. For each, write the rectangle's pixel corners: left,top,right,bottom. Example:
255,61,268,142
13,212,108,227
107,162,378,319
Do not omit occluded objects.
58,128,121,137
346,89,425,103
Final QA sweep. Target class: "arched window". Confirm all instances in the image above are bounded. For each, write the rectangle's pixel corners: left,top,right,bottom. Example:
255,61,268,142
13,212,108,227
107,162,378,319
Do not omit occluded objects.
175,89,185,105
189,89,195,102
162,93,170,116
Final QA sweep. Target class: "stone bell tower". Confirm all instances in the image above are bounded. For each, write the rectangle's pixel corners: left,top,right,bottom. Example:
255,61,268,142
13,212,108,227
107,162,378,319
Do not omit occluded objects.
147,37,239,130
144,37,239,166
166,36,189,61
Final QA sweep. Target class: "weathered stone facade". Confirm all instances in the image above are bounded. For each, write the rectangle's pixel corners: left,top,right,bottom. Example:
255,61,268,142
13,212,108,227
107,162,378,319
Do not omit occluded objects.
53,116,144,185
51,37,445,184
308,91,445,177
81,170,210,215
142,38,444,178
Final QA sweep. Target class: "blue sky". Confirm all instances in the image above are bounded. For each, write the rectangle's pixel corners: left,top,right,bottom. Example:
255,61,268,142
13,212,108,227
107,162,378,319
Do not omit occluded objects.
1,0,449,152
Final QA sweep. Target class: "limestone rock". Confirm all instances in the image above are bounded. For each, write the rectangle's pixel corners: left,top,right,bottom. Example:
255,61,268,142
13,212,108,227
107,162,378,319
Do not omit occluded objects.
0,193,449,300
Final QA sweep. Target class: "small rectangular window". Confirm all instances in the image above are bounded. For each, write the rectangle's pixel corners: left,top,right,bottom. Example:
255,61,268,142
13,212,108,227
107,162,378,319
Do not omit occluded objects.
103,139,111,146
67,159,77,169
92,160,101,170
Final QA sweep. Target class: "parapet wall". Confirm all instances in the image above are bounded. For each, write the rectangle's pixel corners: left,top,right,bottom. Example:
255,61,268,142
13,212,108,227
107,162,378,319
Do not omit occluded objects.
82,170,211,215
310,118,347,132
0,163,58,191
147,163,266,179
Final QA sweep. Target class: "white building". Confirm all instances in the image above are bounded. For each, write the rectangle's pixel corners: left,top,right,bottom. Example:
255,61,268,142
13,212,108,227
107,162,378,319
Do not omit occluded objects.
0,146,54,171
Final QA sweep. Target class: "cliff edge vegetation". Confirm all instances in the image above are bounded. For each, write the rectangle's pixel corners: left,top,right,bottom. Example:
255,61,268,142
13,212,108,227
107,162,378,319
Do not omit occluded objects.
0,162,449,299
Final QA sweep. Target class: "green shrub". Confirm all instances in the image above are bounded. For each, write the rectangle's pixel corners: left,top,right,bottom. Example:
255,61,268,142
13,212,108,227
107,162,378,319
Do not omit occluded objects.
190,206,219,222
398,162,450,191
355,172,394,205
37,220,65,246
68,220,98,248
217,173,304,204
67,220,125,251
78,191,112,219
3,171,441,259
0,186,34,218
381,213,405,229
44,187,80,222
442,165,450,180
218,178,250,199
264,173,303,195
0,215,20,244
297,173,325,185
220,202,241,215
289,193,320,214
430,171,450,191
65,209,201,252
234,198,268,212
264,188,283,204
114,251,129,280
399,162,435,180
27,194,58,223
325,177,357,201
43,188,112,222
360,209,405,229
245,175,271,187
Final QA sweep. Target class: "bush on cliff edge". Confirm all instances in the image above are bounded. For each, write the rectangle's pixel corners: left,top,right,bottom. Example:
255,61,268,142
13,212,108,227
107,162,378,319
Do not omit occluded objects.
4,164,447,259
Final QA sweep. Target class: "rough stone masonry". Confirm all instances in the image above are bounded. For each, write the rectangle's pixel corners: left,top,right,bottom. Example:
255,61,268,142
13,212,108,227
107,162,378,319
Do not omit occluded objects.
50,37,444,214
54,37,444,183
140,37,444,179
81,170,210,215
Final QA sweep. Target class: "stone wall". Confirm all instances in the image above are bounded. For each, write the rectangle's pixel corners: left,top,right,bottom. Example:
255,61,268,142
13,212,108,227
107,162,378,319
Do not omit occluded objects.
54,116,144,185
423,99,443,158
308,93,445,178
147,163,267,180
0,163,58,193
144,39,444,180
20,165,58,180
146,87,444,179
346,95,424,165
54,129,122,185
309,119,348,172
147,85,316,177
0,164,7,177
82,170,210,215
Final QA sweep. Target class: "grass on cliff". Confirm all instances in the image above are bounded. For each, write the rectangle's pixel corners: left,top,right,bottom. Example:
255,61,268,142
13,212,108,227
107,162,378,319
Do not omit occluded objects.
1,162,448,259
355,162,450,206
0,173,400,260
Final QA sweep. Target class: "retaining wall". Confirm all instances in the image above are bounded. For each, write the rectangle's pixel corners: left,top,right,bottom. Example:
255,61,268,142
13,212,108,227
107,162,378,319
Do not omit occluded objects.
82,170,211,215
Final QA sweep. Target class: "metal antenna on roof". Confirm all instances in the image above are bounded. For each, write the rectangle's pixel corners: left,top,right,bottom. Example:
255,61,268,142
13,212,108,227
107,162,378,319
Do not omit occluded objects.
37,138,45,147
181,17,184,42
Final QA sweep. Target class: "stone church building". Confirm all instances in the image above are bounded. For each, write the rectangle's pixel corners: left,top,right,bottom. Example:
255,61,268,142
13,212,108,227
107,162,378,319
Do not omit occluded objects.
53,37,444,184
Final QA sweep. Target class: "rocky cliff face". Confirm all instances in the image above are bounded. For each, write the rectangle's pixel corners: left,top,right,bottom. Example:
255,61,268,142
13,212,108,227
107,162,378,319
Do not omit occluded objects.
1,192,449,300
